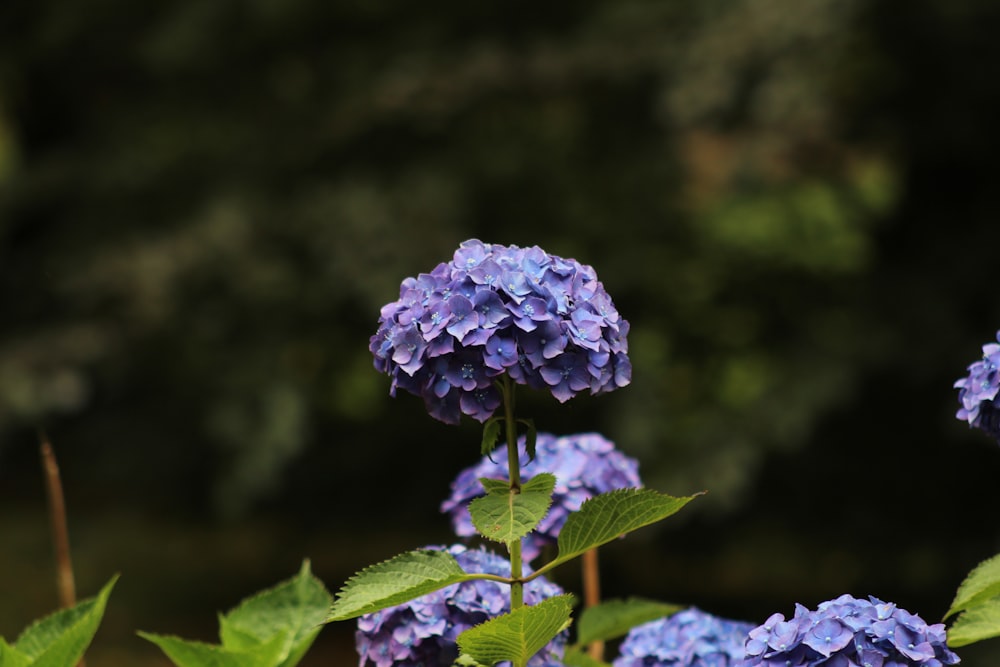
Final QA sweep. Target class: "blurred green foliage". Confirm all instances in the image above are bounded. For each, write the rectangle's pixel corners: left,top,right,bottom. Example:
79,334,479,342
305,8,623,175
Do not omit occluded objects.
0,0,907,512
2,0,1000,663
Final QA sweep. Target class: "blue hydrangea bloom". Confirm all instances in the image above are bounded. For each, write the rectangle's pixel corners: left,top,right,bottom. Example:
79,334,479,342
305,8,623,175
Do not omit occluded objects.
613,607,754,667
370,239,631,424
744,594,960,667
440,432,642,562
955,330,1000,443
355,544,566,667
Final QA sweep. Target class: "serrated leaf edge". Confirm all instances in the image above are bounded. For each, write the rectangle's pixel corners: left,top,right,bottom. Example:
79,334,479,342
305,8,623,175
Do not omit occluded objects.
457,594,576,665
221,559,329,654
946,552,1000,619
946,598,1000,647
326,549,476,622
532,489,701,579
469,474,555,545
13,574,118,663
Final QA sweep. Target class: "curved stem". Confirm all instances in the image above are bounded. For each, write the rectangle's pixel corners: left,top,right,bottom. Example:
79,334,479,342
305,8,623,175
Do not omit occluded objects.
40,432,85,667
40,434,77,609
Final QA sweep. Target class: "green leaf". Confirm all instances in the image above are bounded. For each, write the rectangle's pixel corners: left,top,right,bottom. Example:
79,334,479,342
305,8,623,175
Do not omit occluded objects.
457,594,575,666
0,638,32,667
138,631,290,667
139,561,330,667
535,490,701,577
482,417,503,457
563,645,613,667
469,473,555,544
13,575,117,667
326,549,472,621
137,634,245,667
519,419,537,461
575,598,683,646
946,552,1000,619
947,598,1000,647
215,618,260,653
479,478,512,494
219,560,331,667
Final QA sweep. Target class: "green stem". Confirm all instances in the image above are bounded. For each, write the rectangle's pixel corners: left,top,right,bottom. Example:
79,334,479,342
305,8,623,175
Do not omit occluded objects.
500,374,525,612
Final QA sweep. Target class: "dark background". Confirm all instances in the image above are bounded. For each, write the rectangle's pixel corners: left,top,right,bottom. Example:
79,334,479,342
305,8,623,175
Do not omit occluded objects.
2,0,1000,664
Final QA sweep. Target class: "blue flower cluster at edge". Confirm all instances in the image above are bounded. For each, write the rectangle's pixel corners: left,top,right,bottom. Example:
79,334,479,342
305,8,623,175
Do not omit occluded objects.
955,329,1000,443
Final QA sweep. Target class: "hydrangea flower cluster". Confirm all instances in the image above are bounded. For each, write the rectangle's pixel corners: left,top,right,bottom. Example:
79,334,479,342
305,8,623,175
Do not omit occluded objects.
370,239,631,424
440,432,642,561
614,607,754,667
954,329,1000,443
355,544,566,667
744,594,960,667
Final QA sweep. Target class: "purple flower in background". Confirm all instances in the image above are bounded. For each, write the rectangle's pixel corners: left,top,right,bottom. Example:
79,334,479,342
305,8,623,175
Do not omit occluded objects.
370,239,631,424
614,607,754,667
355,545,566,667
441,432,641,562
955,330,1000,443
744,594,960,667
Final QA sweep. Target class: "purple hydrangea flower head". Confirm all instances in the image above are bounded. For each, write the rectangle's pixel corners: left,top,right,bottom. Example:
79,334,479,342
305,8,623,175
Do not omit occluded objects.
440,432,641,562
613,607,754,667
355,544,566,667
744,595,960,667
954,330,1000,443
371,239,631,424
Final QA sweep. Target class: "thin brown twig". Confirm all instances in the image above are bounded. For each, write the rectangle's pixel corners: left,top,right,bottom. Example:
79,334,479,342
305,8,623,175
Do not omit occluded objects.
39,431,85,667
583,547,605,661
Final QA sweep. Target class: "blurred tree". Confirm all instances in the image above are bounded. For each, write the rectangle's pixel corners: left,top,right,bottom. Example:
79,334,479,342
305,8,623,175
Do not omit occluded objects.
0,0,909,518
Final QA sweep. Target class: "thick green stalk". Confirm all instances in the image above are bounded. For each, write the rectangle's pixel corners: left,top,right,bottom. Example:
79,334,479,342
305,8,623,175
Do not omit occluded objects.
501,374,525,612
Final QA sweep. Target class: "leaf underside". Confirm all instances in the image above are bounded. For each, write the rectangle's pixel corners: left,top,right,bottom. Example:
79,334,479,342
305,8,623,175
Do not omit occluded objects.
481,418,503,457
